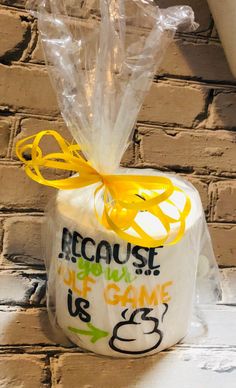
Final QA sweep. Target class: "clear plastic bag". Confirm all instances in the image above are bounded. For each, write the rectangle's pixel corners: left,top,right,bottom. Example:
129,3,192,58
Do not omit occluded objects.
23,0,221,357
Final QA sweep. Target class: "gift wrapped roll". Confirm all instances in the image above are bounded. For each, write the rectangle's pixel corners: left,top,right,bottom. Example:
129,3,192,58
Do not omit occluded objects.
18,0,221,358
45,169,208,357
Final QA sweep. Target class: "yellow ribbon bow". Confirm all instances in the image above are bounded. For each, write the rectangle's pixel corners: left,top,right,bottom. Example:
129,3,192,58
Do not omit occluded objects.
16,130,191,248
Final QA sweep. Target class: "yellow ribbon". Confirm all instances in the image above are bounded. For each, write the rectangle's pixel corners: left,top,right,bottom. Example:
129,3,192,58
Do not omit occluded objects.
16,130,191,248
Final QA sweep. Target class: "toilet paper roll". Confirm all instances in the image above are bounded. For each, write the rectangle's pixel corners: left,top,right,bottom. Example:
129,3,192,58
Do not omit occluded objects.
46,169,204,357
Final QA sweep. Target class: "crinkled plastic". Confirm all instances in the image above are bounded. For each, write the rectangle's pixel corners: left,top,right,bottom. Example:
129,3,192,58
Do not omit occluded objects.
27,0,221,357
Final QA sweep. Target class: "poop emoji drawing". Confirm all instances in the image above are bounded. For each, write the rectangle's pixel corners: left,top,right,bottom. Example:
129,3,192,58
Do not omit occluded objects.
109,305,168,355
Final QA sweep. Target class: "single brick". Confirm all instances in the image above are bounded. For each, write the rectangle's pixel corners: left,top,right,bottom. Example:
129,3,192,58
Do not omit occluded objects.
19,117,71,138
2,216,44,264
51,348,236,387
0,64,59,115
51,354,147,388
206,92,236,129
0,271,32,304
138,83,208,127
0,355,46,388
210,181,236,222
0,164,55,210
140,128,236,175
157,0,212,35
0,270,46,305
209,223,236,267
0,9,28,59
13,117,72,158
0,308,69,345
0,117,11,157
159,40,234,83
183,176,209,213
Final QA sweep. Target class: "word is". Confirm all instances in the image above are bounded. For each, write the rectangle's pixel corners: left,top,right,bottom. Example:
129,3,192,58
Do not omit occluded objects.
67,289,109,343
67,288,90,323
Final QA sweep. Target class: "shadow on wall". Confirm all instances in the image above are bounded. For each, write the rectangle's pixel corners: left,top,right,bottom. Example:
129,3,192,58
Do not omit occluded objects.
158,37,236,86
0,307,72,346
167,1,236,97
157,0,236,128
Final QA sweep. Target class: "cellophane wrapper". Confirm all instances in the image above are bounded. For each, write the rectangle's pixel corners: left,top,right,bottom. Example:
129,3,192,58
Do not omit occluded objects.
27,0,221,357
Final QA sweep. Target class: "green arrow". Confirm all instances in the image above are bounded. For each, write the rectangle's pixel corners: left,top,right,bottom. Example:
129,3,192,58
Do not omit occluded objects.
68,323,109,343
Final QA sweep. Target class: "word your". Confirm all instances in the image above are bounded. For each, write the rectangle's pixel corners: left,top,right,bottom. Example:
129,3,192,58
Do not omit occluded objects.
59,227,162,276
77,257,136,283
104,281,173,308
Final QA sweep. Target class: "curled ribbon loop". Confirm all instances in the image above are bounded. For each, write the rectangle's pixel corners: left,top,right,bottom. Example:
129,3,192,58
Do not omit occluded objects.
16,130,191,248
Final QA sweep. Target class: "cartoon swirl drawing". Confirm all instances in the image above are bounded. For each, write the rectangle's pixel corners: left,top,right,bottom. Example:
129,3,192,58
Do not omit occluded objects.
109,304,168,355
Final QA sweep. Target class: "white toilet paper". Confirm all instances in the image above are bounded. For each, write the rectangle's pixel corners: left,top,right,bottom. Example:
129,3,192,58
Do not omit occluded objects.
46,169,205,357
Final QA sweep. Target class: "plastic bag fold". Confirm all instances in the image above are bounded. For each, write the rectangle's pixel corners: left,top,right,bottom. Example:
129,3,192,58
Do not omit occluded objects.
23,0,221,357
27,0,197,173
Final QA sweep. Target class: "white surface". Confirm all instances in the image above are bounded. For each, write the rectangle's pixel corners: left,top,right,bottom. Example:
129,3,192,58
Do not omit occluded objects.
52,269,236,387
0,269,235,386
51,170,211,357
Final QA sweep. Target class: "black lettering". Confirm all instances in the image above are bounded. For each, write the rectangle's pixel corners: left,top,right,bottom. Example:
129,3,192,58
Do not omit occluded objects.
67,289,91,323
148,248,160,270
62,227,72,261
132,246,148,268
96,240,112,264
67,289,77,317
72,231,83,257
113,243,131,264
81,237,96,262
78,299,91,322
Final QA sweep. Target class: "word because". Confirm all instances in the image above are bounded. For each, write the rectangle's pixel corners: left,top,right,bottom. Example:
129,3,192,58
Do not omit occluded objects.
59,227,162,275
